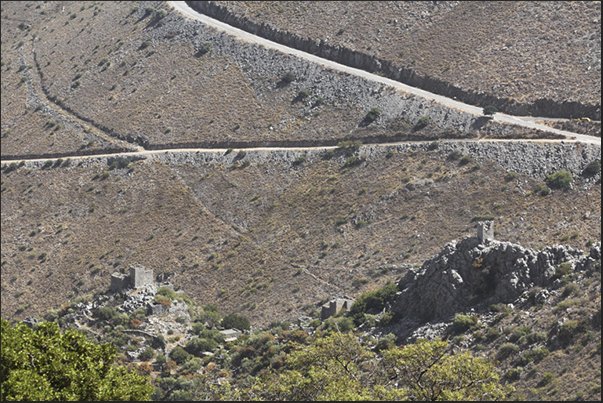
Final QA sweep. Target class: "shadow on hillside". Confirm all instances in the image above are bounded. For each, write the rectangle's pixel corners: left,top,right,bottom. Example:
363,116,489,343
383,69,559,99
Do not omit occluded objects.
470,116,492,130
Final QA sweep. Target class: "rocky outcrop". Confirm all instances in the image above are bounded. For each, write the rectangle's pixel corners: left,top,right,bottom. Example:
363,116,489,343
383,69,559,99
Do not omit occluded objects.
393,238,601,323
187,1,601,120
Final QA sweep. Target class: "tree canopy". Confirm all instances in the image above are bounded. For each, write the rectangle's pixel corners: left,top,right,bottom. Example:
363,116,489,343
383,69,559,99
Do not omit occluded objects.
1,318,154,401
483,105,498,116
248,332,510,401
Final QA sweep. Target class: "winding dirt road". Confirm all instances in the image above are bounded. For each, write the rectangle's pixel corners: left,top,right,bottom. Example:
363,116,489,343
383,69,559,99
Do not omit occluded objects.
1,2,600,164
169,1,600,146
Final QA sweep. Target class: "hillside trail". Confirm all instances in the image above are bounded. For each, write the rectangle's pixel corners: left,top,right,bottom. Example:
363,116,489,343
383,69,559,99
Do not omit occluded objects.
1,3,599,164
168,1,600,146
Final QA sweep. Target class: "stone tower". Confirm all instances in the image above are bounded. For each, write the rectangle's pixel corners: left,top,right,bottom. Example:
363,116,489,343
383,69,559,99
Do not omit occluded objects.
129,265,154,288
477,221,494,243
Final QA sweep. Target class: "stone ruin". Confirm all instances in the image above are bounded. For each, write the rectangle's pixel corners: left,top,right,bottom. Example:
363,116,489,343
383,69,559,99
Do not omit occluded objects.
477,221,494,243
110,264,154,293
321,297,356,320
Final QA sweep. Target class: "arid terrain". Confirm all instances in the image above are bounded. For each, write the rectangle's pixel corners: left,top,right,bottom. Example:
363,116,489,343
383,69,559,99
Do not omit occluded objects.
1,1,601,401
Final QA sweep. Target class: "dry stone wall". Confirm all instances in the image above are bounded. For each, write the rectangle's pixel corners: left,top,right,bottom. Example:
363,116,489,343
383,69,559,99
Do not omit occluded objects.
187,1,601,120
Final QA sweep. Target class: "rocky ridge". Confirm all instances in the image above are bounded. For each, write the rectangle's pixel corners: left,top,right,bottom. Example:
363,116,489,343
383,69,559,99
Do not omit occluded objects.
385,235,601,342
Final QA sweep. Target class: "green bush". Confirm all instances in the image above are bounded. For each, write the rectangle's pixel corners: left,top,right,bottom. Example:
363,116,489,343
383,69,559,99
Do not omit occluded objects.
546,170,573,190
336,140,362,153
322,316,355,333
169,346,190,365
415,115,430,129
186,337,218,357
348,281,398,325
97,306,117,321
364,107,381,123
157,286,177,300
138,346,155,361
583,160,601,176
222,313,250,331
281,72,296,83
0,319,153,401
482,105,498,116
452,314,478,332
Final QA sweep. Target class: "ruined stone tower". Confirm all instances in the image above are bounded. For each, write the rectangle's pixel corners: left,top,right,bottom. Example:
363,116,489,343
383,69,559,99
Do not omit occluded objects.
477,221,494,243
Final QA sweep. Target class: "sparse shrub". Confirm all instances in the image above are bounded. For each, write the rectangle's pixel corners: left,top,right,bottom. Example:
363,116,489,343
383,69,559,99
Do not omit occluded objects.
505,367,523,380
297,89,310,99
562,282,580,297
198,41,212,55
364,107,382,123
459,155,472,166
322,149,335,159
540,372,554,386
154,294,171,309
497,342,519,360
139,40,150,50
447,150,462,160
343,156,363,168
558,319,587,346
546,170,573,190
415,115,430,129
336,140,362,153
583,160,601,176
452,313,478,332
280,72,296,84
553,262,572,280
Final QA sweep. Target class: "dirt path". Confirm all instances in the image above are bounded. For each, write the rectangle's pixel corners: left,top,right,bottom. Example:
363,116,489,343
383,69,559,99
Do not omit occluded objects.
169,1,600,146
2,2,599,164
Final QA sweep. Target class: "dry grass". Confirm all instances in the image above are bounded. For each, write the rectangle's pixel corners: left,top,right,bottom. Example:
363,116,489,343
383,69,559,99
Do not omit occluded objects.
215,1,601,107
1,1,573,159
2,148,600,328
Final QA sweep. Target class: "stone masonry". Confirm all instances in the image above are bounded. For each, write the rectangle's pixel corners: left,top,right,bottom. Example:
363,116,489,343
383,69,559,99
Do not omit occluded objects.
321,297,355,320
477,221,494,243
110,265,154,293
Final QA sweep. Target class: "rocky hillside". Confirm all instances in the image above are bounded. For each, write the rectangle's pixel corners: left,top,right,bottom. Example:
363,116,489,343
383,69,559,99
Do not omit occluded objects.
1,140,600,327
1,1,569,160
374,237,602,401
200,1,601,119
